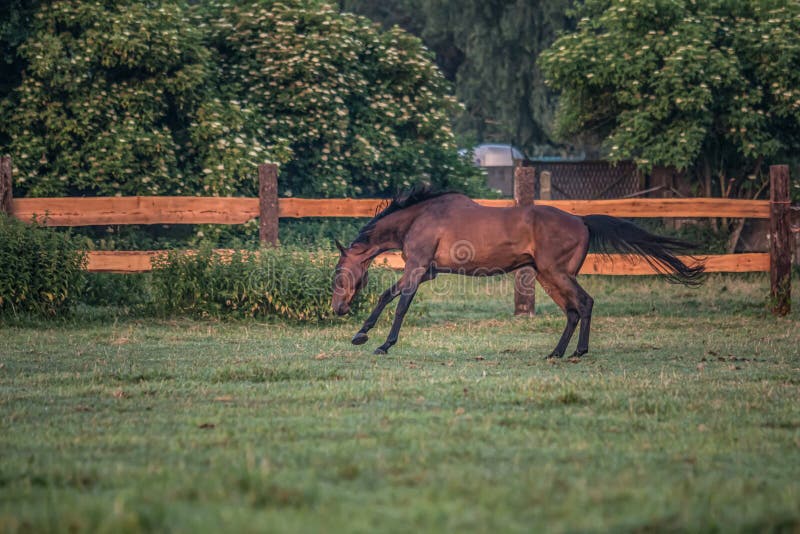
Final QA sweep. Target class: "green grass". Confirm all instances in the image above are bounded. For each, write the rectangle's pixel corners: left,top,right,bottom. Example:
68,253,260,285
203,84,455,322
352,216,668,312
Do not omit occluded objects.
1,273,799,533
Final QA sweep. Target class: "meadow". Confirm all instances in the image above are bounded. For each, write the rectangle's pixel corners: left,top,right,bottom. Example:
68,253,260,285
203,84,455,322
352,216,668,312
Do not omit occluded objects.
1,273,799,533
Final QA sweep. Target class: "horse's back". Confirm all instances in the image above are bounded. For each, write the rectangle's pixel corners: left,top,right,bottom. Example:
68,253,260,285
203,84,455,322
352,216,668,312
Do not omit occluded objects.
406,195,536,273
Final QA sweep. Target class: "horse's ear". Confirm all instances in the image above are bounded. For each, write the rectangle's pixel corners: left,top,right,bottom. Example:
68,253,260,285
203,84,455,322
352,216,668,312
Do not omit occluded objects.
335,239,347,254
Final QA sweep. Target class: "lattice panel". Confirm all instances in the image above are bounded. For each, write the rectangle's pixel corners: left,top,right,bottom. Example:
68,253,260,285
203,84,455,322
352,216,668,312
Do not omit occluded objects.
535,161,641,200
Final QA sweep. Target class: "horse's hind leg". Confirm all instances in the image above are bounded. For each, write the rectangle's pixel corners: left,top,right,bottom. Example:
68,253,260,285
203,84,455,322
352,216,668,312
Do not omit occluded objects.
572,283,593,357
538,271,591,359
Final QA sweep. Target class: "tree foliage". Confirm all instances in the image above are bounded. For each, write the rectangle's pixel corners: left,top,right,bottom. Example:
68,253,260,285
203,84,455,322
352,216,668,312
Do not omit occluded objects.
0,0,40,101
340,0,572,155
0,0,483,199
540,0,800,192
424,0,572,152
336,0,424,35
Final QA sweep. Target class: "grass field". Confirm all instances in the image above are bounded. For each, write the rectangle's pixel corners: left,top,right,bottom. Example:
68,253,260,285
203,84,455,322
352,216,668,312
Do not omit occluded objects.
1,273,799,533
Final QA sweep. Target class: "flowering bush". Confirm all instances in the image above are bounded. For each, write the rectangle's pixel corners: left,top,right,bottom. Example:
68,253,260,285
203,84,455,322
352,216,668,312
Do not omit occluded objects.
204,0,484,197
1,0,484,199
1,2,213,197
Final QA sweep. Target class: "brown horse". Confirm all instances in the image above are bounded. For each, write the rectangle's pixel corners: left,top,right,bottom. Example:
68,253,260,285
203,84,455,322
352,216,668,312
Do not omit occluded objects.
332,188,704,358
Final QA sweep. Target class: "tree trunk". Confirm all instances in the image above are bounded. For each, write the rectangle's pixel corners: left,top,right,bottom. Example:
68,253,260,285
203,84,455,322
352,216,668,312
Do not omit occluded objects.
704,157,718,232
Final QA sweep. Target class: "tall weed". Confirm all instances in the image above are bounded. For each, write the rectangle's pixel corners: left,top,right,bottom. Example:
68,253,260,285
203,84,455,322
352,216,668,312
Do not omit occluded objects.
0,215,87,316
150,246,395,322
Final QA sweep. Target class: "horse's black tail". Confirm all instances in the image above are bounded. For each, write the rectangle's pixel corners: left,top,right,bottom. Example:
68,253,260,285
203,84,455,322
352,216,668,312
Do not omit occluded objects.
582,215,705,286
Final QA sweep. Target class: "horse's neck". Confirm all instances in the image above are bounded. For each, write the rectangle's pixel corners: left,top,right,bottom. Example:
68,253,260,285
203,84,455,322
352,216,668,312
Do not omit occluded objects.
363,207,417,253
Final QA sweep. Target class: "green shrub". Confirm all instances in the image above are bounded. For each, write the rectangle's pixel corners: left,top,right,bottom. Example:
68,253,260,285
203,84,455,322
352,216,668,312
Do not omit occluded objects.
279,219,367,248
150,246,395,322
81,273,152,308
187,218,369,250
0,214,86,316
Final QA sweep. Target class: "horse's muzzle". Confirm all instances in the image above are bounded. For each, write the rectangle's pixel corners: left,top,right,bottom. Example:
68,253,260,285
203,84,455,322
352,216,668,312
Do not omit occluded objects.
334,303,350,316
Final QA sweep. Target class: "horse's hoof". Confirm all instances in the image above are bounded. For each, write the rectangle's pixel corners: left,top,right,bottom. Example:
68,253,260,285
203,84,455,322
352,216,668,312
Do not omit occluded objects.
351,332,369,345
374,347,388,355
571,349,588,358
545,352,563,360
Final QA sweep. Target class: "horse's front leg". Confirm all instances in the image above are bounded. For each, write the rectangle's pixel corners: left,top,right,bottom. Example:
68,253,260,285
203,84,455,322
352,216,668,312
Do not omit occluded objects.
373,266,431,355
351,281,400,345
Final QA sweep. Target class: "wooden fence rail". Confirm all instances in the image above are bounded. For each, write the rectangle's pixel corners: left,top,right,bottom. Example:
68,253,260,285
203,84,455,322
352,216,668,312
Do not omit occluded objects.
0,161,793,315
85,250,769,276
11,196,771,226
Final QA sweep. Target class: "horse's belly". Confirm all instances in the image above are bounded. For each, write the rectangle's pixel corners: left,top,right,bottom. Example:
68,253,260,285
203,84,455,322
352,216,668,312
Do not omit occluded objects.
433,240,531,275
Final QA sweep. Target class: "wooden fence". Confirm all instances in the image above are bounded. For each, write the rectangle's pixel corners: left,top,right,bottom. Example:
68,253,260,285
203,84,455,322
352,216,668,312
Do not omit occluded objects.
0,158,793,315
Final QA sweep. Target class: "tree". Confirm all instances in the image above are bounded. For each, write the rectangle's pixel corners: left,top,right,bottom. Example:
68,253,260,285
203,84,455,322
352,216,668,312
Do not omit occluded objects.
0,0,484,199
424,0,572,153
540,0,800,197
341,0,573,155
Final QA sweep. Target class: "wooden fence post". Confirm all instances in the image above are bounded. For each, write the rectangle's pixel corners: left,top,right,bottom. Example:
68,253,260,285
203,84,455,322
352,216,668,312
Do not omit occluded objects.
514,165,536,316
539,170,552,200
258,163,279,246
0,156,12,215
769,165,791,316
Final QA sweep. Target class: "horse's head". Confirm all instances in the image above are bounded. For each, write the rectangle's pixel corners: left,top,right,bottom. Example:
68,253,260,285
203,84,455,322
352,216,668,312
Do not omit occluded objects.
332,240,370,316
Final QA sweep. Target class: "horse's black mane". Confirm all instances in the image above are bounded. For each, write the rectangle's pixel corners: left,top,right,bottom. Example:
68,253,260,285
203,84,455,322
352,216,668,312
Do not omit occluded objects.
353,185,457,244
